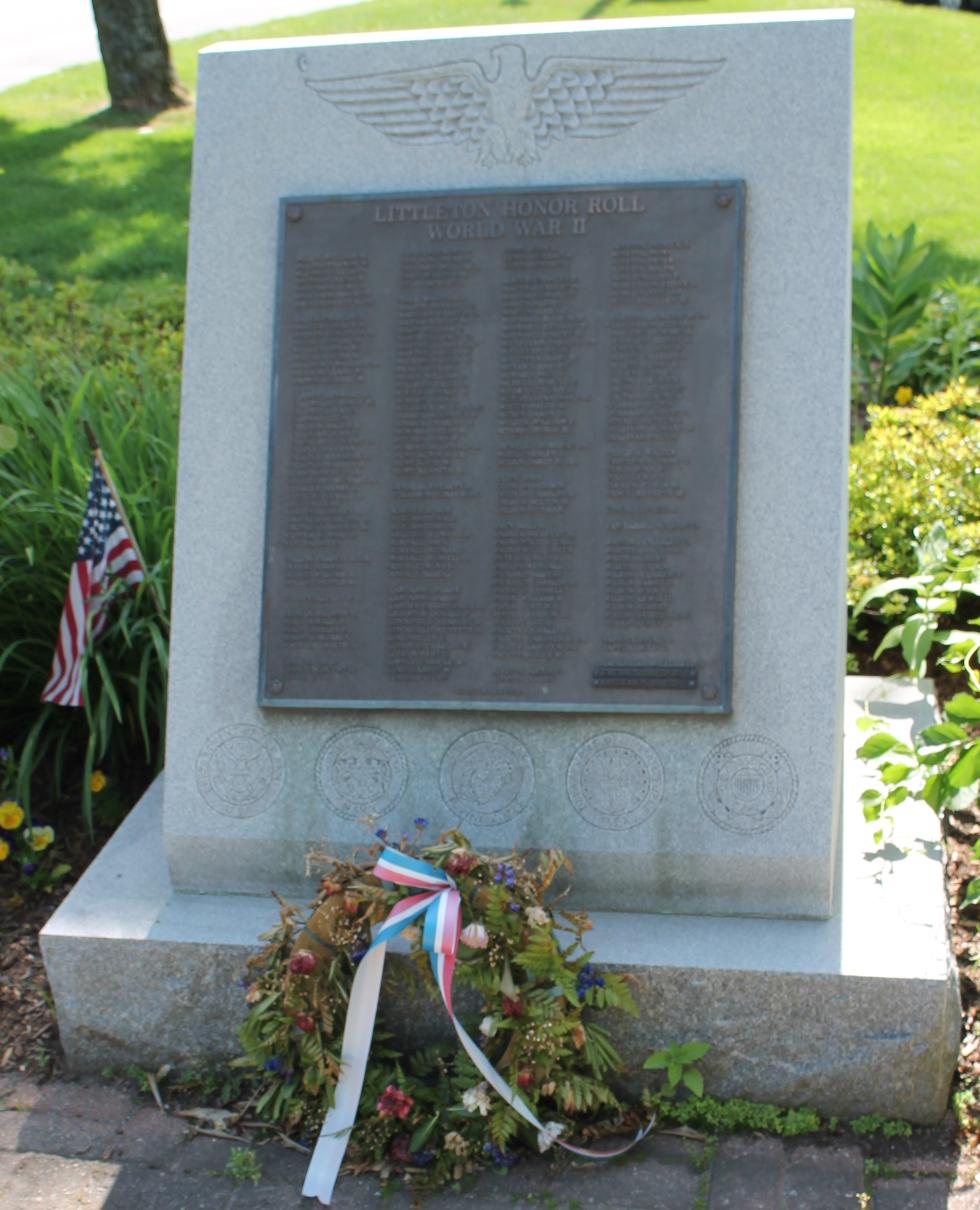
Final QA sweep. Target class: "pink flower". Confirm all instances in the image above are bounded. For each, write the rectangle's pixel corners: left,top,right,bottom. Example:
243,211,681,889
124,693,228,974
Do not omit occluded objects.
445,851,477,876
460,922,489,950
377,1084,414,1119
289,950,317,975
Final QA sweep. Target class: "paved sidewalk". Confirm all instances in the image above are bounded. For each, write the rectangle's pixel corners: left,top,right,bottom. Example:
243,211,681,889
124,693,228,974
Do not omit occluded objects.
1,1072,976,1209
0,0,371,93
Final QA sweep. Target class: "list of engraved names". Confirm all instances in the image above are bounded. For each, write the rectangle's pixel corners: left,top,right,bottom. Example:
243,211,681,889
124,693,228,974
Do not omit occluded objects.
261,183,743,711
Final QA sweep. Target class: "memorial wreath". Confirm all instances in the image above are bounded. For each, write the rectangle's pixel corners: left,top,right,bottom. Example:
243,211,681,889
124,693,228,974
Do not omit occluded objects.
237,824,653,1201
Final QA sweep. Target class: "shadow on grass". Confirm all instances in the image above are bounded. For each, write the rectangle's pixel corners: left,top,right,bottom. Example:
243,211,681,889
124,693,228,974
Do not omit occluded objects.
0,110,192,286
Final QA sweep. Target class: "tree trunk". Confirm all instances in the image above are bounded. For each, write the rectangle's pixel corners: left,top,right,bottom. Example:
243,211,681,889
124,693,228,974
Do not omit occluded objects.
91,0,187,113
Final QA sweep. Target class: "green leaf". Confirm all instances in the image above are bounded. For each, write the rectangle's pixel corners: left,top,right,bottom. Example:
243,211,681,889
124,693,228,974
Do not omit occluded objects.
857,733,903,760
919,722,968,745
963,879,980,908
676,1041,711,1063
884,786,909,808
900,617,936,675
920,747,955,766
948,742,980,790
682,1068,704,1098
873,625,904,660
410,1113,439,1152
643,1052,669,1070
922,772,949,811
667,1061,682,1087
879,762,911,785
945,694,980,723
854,577,923,615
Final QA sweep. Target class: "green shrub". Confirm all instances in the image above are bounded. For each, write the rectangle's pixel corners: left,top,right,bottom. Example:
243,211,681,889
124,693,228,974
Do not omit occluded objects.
848,380,980,607
0,257,184,406
0,364,176,828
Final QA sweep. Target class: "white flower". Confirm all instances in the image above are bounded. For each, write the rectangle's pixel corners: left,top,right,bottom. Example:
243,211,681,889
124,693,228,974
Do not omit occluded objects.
460,922,489,949
479,1015,497,1038
444,1130,469,1156
537,1121,564,1153
525,906,549,928
461,1082,491,1116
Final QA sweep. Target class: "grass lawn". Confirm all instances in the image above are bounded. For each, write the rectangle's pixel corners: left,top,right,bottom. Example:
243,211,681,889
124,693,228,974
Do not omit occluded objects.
0,0,977,294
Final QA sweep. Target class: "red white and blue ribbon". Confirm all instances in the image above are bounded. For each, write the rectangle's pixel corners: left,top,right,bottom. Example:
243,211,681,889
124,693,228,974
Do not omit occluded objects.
302,847,654,1204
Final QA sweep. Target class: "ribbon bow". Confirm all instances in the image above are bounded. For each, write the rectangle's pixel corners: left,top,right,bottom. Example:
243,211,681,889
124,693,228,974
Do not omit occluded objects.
303,847,653,1204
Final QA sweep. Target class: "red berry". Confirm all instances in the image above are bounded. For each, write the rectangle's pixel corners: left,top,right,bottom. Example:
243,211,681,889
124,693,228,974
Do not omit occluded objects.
294,1012,315,1032
517,1068,533,1088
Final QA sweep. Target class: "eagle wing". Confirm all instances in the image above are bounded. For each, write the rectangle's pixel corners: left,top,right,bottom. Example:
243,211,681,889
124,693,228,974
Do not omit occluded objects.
304,60,493,148
526,56,725,147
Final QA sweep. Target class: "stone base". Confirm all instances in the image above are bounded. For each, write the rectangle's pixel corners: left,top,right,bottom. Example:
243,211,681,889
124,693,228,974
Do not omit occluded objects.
41,678,960,1122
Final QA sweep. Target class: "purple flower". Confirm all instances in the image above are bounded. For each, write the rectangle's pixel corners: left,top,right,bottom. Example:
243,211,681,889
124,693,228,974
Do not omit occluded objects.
508,901,521,913
350,945,368,964
0,747,10,761
375,828,387,840
264,1057,284,1073
410,1149,434,1166
493,863,516,887
576,962,605,998
413,816,428,828
22,862,37,875
483,1140,519,1168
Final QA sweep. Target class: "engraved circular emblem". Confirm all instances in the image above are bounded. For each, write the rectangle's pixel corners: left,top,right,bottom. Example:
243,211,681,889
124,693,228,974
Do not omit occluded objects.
316,728,407,820
196,724,284,819
567,733,664,831
698,735,798,835
440,730,534,827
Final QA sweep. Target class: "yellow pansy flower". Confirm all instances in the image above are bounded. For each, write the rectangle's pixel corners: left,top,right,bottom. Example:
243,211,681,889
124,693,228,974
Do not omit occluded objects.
0,838,9,862
25,825,55,852
90,770,107,793
0,800,24,829
894,385,913,405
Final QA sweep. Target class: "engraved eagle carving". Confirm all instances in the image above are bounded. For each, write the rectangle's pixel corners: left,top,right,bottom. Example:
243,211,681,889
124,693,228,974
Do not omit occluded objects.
302,44,724,167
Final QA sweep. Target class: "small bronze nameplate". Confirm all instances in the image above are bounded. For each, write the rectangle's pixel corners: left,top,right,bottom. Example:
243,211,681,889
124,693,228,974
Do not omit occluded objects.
591,666,699,691
260,183,743,712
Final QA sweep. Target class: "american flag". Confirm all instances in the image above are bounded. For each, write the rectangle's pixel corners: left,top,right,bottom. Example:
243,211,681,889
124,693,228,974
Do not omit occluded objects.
40,459,144,707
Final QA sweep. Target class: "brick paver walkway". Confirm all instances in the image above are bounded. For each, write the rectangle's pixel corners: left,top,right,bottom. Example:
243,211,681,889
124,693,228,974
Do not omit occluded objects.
1,1073,976,1209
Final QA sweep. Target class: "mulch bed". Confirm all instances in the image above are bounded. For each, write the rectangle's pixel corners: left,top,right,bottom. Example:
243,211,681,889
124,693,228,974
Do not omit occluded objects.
0,821,103,1074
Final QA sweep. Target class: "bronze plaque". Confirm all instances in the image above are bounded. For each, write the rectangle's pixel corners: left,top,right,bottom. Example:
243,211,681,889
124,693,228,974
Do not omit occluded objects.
260,182,743,712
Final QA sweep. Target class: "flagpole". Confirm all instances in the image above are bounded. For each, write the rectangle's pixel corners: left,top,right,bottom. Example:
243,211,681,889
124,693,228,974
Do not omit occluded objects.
83,421,170,636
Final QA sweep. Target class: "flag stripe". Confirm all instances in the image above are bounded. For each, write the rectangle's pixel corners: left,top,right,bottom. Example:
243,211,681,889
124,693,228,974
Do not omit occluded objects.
40,460,144,708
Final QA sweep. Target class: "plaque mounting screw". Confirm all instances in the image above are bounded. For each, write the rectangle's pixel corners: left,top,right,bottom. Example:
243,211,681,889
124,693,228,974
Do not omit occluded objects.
271,679,284,695
701,684,719,701
716,195,733,209
286,206,304,223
